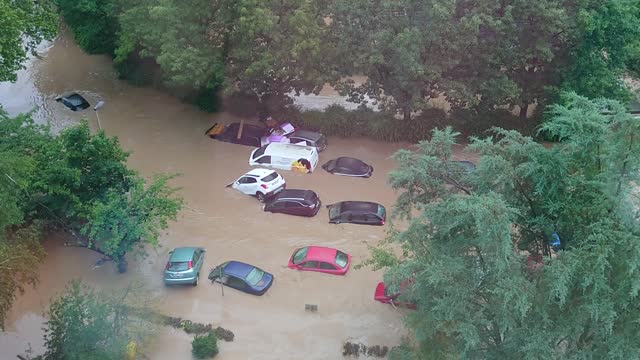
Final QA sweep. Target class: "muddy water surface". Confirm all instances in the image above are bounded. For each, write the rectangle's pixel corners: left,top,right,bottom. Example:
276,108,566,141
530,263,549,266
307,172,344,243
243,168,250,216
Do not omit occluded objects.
1,30,475,360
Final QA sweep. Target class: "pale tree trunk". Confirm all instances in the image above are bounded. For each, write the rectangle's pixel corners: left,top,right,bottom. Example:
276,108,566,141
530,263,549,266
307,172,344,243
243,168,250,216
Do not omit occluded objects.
519,103,529,119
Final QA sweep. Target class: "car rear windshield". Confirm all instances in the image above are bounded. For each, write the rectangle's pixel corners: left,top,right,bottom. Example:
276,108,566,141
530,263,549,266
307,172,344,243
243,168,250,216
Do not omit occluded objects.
167,262,189,271
377,205,386,219
252,145,267,159
245,268,265,286
329,203,342,219
261,172,278,182
335,251,348,268
304,191,318,203
292,247,308,264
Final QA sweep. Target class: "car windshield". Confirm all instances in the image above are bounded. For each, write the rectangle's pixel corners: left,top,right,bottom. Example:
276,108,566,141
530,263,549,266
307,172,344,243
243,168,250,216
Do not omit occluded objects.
252,145,267,159
376,205,386,219
168,262,189,271
329,203,342,219
261,172,278,182
335,251,348,268
292,247,308,264
316,135,327,147
245,268,265,286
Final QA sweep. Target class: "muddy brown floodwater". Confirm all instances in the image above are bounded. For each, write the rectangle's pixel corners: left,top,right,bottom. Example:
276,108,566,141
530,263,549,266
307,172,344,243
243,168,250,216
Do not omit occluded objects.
0,30,476,360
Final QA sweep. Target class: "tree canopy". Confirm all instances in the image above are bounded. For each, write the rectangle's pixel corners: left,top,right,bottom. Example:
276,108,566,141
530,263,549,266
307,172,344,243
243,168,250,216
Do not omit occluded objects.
377,93,640,358
0,0,57,82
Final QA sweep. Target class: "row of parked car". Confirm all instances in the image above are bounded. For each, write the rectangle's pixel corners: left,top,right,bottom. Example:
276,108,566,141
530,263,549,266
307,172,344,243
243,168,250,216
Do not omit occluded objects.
163,120,474,308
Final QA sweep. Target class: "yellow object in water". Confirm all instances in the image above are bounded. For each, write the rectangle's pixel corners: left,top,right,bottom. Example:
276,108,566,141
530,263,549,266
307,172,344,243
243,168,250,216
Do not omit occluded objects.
291,160,308,173
126,340,137,360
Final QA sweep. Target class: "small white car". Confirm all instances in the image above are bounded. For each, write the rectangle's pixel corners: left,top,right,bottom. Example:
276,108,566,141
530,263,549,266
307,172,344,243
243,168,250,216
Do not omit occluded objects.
228,169,286,202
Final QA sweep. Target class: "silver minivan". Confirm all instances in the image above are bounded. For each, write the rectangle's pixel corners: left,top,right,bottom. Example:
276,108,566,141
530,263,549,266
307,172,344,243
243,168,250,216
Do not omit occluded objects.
163,247,205,286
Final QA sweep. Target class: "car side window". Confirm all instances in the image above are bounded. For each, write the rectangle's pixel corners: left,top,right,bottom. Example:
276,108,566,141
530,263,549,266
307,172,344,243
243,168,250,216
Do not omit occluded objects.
299,261,318,268
246,178,257,183
290,137,307,146
319,262,336,270
257,155,271,164
225,276,246,289
285,201,302,208
268,200,285,209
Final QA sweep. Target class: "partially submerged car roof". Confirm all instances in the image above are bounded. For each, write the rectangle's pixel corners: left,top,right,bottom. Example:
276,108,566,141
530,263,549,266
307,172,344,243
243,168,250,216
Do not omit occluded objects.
224,261,256,279
225,122,264,137
291,129,323,141
169,247,198,262
244,168,276,178
273,189,317,201
305,246,338,261
262,143,317,157
339,201,382,213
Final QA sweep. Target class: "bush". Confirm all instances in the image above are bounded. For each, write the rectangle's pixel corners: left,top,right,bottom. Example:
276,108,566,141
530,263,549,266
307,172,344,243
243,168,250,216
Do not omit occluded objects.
192,332,218,359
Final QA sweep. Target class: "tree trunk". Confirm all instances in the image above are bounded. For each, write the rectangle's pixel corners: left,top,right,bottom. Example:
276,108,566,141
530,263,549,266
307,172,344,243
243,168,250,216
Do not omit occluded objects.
403,107,411,122
117,256,128,274
519,103,529,119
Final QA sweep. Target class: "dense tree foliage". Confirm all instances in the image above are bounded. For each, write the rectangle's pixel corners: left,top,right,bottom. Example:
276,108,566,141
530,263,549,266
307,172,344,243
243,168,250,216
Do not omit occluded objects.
376,93,640,358
0,111,182,325
43,281,155,360
0,0,57,81
56,0,119,54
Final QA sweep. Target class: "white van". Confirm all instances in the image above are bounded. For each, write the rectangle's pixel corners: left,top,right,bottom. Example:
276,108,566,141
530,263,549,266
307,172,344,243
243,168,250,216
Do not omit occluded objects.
249,143,319,173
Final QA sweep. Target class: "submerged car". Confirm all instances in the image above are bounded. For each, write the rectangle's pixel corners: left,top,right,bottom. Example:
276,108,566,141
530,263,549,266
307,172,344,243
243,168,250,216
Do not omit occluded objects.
374,281,417,309
55,93,90,111
163,247,206,286
450,160,476,173
263,189,321,217
326,201,386,225
206,122,265,147
322,157,373,177
228,169,285,202
208,261,274,296
288,130,327,152
288,246,351,275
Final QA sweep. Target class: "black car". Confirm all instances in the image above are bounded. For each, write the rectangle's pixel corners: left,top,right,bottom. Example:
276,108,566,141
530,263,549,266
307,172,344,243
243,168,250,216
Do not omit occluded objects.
450,160,476,173
206,122,265,147
263,189,321,217
327,201,386,226
55,93,90,111
322,157,373,177
288,130,328,152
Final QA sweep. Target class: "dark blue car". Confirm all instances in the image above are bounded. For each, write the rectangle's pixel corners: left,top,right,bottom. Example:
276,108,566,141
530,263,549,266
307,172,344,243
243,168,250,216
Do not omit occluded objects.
208,261,274,296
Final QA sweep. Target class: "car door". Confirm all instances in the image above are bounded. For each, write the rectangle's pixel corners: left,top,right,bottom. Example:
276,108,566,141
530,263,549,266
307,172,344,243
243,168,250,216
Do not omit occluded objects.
350,214,367,224
318,261,339,274
193,249,205,273
265,200,286,213
284,201,304,216
224,275,248,291
297,260,319,271
234,177,256,194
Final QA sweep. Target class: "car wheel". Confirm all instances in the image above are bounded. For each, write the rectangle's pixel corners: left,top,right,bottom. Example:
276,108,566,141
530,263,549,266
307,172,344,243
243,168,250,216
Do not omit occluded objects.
193,273,199,286
256,192,266,202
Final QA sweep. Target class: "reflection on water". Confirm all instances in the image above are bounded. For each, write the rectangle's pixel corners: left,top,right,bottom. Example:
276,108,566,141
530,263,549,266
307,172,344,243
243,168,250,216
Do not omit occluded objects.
0,29,477,359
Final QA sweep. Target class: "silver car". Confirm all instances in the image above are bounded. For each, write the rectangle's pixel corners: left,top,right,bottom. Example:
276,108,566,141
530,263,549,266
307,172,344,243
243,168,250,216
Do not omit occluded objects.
163,247,205,286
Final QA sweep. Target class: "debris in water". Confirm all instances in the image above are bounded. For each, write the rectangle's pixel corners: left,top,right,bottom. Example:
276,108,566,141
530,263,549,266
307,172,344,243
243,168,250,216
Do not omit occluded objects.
160,315,234,341
305,304,318,312
342,342,389,357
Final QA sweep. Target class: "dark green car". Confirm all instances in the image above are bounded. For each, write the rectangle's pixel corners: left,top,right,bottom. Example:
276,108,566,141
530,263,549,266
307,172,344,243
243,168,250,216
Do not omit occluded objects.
163,247,206,286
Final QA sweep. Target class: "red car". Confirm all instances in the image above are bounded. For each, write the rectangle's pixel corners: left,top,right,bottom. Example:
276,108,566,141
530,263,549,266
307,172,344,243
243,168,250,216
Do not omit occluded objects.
287,246,351,275
374,281,417,309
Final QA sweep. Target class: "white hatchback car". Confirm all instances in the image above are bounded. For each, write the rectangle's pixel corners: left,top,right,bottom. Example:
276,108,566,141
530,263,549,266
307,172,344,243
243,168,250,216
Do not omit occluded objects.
228,169,286,202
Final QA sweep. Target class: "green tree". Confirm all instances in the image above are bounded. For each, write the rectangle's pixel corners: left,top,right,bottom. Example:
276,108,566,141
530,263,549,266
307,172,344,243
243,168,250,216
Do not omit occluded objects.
81,175,183,273
56,0,119,54
329,0,488,121
0,225,45,329
0,0,57,82
376,93,640,358
43,281,156,360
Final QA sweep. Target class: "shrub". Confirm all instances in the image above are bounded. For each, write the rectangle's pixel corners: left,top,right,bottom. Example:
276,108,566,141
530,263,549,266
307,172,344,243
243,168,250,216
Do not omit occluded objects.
192,332,218,359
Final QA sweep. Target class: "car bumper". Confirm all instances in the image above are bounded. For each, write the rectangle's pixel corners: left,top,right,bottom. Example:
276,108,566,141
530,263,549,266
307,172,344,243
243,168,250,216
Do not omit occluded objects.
164,275,197,284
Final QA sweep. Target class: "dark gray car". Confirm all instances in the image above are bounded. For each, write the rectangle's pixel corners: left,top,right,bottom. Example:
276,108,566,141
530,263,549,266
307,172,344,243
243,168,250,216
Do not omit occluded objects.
163,247,206,286
288,130,327,152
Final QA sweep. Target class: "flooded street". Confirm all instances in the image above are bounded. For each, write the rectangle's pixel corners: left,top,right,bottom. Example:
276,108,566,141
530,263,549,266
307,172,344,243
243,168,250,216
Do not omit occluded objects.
0,30,474,359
